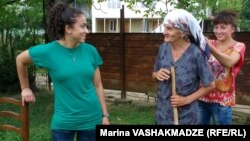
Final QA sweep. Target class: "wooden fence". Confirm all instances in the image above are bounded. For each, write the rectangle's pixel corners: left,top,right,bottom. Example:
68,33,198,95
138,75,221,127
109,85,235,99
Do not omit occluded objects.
86,32,250,104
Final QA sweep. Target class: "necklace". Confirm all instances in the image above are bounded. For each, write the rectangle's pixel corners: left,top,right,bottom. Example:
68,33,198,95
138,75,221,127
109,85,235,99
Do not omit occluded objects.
69,47,78,62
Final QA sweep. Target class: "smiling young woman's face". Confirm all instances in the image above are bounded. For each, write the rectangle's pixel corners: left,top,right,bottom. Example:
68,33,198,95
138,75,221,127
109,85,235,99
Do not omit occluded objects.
213,23,235,41
66,14,89,43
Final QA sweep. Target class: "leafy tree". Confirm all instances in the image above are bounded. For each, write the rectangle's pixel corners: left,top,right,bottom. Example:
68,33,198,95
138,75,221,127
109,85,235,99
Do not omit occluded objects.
205,0,249,31
240,0,250,31
0,0,44,93
215,0,243,14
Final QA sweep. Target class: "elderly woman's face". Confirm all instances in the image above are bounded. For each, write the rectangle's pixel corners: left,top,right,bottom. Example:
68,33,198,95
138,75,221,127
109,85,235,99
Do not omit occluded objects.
163,24,182,43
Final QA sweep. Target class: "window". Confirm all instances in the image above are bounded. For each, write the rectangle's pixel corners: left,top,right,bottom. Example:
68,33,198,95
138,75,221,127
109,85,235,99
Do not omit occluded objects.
108,0,121,9
143,20,149,32
109,20,116,32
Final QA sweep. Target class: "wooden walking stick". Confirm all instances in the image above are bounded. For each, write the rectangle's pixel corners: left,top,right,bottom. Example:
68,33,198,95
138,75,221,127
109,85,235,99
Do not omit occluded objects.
170,65,179,125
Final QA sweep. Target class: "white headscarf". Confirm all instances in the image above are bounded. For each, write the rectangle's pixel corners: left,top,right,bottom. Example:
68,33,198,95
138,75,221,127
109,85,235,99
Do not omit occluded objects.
163,9,209,59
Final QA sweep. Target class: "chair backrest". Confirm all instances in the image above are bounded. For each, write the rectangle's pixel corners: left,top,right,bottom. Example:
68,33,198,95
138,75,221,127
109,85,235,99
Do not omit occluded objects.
0,97,29,141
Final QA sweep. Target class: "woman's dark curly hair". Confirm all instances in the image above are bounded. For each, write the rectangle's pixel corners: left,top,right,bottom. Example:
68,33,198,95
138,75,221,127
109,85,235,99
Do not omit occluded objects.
47,2,83,40
213,9,238,30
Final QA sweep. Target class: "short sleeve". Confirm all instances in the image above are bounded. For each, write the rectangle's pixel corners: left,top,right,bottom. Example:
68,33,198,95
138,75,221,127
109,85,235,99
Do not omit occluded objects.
29,44,50,68
153,52,160,72
233,42,246,75
90,45,103,69
153,43,166,72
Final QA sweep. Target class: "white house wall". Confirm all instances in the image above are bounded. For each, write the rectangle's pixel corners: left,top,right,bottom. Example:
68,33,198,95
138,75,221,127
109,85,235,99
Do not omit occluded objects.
91,0,173,32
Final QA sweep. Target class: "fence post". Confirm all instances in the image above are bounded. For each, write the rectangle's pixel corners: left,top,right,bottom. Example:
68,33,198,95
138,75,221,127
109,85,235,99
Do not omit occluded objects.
120,5,126,99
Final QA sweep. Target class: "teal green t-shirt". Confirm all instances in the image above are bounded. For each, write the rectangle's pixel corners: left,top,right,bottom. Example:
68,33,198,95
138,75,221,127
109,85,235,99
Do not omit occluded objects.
29,41,103,130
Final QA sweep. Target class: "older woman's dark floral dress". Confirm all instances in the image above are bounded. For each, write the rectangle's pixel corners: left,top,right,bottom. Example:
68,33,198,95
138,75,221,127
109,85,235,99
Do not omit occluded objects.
153,42,214,125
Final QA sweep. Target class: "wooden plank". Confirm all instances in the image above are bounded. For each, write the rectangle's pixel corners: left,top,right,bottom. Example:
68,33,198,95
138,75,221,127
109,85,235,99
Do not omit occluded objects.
125,60,155,69
125,54,157,62
243,60,250,67
102,79,121,90
125,47,158,55
102,60,121,67
236,83,250,91
234,32,250,41
0,125,22,134
93,40,121,47
100,53,121,60
101,72,120,80
87,33,121,41
125,68,153,75
126,74,155,82
236,91,250,105
125,33,163,41
236,76,250,84
0,111,21,120
237,67,250,76
96,46,120,54
125,81,157,93
0,97,21,106
126,41,162,48
103,80,157,93
100,66,120,73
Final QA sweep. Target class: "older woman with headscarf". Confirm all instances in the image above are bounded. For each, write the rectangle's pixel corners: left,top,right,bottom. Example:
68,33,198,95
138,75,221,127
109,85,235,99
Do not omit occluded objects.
152,9,215,125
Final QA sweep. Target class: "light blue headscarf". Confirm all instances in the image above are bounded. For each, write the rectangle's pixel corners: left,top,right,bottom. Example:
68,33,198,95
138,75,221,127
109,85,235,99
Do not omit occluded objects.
163,9,210,59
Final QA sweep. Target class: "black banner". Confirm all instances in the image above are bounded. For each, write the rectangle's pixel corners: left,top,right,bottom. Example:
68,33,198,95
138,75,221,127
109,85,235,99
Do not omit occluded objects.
96,125,250,140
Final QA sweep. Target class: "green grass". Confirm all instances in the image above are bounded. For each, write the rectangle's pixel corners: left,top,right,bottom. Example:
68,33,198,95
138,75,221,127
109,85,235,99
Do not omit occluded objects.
108,103,155,125
0,90,155,141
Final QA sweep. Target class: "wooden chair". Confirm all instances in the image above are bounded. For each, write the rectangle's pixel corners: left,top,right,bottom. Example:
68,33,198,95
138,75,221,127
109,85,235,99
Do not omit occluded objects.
0,97,29,141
